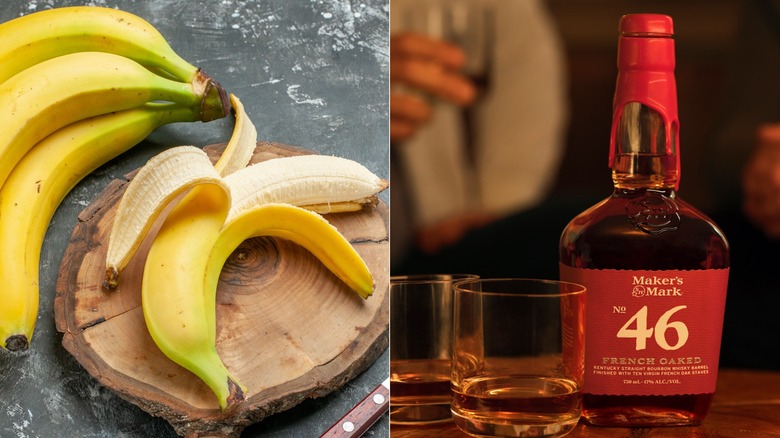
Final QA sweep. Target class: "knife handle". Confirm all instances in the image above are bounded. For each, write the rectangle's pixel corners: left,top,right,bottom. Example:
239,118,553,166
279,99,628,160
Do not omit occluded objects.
320,382,390,437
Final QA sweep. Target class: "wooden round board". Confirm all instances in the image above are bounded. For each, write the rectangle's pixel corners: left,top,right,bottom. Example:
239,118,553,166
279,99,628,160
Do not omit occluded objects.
53,142,389,437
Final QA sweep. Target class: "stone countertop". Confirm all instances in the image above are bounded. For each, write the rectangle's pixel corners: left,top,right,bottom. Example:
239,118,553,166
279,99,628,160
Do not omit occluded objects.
0,1,389,437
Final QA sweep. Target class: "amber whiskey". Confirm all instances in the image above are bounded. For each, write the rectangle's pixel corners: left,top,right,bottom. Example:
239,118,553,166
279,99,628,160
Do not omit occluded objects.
389,358,453,424
451,374,581,436
559,14,729,427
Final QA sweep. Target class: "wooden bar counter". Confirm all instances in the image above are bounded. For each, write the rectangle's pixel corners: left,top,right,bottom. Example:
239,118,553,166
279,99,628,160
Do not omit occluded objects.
391,368,780,437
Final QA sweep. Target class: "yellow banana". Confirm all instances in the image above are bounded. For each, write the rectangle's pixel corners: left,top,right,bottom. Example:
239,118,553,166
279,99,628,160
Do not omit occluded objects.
0,50,228,194
207,203,375,300
0,6,201,84
141,180,246,411
0,104,200,352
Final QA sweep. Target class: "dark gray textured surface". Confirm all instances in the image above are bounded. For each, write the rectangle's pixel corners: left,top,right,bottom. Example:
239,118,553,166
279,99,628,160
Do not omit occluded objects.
0,1,389,436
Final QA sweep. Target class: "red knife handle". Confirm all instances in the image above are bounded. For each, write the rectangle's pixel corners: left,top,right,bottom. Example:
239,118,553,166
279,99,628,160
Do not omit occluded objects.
320,382,390,437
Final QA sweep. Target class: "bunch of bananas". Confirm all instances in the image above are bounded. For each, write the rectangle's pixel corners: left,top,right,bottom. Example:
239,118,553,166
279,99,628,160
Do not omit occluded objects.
0,6,230,352
106,95,387,410
0,5,387,412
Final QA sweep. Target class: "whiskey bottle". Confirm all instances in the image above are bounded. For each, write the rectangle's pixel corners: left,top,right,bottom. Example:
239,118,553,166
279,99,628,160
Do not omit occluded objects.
559,14,730,426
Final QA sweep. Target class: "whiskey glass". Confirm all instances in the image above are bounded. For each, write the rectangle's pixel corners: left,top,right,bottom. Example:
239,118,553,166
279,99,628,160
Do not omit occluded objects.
451,279,586,437
389,274,478,425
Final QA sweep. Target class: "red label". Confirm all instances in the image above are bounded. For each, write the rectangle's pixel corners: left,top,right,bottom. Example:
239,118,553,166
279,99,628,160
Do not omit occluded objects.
560,265,728,396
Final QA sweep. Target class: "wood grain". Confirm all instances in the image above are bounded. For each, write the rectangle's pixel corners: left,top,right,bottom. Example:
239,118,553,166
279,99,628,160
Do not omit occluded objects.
54,142,389,437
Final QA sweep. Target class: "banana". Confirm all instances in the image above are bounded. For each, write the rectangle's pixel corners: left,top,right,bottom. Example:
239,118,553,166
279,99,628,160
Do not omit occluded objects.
0,50,228,195
0,6,200,84
207,203,375,300
102,95,383,407
137,180,377,410
141,180,246,411
136,166,374,410
105,94,255,286
0,103,200,352
223,155,389,220
104,96,387,286
104,146,225,289
192,203,373,398
105,151,387,286
104,94,254,286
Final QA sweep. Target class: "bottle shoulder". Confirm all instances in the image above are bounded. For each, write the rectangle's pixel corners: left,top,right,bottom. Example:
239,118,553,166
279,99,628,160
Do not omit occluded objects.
560,190,730,270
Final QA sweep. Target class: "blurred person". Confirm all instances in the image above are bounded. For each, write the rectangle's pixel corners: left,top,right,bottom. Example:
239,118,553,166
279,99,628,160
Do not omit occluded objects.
707,0,780,370
390,0,577,279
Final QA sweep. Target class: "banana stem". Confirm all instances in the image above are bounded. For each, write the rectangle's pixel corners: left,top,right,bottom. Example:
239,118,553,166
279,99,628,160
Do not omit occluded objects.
193,71,230,122
4,334,28,352
151,73,229,123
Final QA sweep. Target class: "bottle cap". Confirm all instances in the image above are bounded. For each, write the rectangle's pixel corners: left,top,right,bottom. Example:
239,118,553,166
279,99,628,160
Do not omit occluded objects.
620,14,673,36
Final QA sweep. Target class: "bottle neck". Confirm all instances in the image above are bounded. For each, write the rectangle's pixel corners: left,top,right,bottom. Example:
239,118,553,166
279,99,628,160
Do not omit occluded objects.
611,102,679,190
609,32,680,190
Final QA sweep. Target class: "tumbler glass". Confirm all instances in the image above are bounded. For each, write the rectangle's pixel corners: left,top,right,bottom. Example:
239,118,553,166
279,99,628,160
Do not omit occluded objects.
451,278,586,437
389,274,479,425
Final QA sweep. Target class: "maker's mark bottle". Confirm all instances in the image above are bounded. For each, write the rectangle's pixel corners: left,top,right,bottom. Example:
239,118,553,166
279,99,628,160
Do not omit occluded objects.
559,14,730,426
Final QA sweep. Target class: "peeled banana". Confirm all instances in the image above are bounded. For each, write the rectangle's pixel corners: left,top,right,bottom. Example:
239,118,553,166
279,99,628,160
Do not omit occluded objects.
104,146,225,289
105,93,256,287
134,164,376,409
223,155,389,219
106,151,387,283
105,95,387,286
135,168,380,409
104,94,385,407
0,104,199,351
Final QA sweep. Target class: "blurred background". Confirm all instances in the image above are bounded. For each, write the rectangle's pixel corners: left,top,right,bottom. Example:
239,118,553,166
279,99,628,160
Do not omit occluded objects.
390,0,743,276
391,0,780,370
